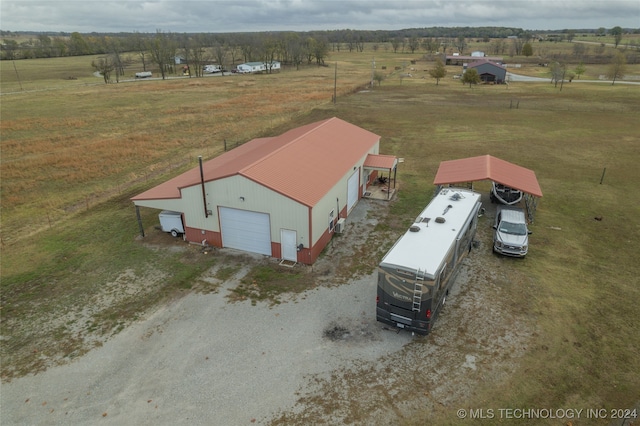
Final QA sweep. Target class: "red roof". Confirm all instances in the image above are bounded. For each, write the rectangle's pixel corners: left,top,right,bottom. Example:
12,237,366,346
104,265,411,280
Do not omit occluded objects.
364,154,397,170
132,117,381,207
433,155,542,197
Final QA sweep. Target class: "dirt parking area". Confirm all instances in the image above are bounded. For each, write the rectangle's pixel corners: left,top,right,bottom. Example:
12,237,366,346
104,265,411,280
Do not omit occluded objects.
0,196,536,425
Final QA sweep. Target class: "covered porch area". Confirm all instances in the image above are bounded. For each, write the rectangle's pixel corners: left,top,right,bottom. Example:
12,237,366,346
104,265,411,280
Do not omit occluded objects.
362,154,400,201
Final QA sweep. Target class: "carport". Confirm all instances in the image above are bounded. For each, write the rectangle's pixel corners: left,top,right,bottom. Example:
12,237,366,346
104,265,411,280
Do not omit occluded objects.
433,155,543,222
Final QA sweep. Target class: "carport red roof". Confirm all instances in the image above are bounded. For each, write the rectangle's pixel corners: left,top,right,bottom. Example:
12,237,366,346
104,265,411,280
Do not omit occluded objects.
132,117,381,207
433,155,542,197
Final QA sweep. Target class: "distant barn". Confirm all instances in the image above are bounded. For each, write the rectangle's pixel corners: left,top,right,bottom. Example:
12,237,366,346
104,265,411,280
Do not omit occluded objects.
466,60,507,84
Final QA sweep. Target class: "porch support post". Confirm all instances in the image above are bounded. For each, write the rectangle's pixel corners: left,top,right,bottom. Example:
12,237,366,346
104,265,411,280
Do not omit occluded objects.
135,205,145,237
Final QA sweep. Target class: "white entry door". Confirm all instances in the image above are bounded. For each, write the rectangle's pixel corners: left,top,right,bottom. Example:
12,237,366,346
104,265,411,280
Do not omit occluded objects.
280,229,297,262
347,168,359,213
219,207,272,256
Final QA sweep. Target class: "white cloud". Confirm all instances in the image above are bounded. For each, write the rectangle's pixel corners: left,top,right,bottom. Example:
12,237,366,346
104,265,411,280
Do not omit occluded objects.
1,0,638,33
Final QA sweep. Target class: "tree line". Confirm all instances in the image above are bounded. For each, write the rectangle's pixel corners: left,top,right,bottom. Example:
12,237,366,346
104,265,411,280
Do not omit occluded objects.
7,26,635,61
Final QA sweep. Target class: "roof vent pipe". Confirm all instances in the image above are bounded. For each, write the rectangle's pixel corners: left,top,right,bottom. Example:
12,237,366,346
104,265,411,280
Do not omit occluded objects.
199,156,208,218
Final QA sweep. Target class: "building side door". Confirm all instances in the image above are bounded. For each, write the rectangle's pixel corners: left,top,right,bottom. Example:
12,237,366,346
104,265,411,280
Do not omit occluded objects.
280,229,297,262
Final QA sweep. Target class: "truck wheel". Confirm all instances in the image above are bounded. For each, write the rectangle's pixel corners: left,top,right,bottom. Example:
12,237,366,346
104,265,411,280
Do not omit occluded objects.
171,230,179,237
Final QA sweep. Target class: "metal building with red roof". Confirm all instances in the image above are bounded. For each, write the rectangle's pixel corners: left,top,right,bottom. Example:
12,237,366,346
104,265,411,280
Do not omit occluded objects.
132,117,397,265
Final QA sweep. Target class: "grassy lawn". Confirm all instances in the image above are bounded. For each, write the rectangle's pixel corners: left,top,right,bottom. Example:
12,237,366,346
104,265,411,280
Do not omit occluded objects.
1,47,639,422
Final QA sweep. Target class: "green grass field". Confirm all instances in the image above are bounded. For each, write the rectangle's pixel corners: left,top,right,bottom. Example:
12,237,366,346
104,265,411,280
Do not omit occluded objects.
1,46,639,423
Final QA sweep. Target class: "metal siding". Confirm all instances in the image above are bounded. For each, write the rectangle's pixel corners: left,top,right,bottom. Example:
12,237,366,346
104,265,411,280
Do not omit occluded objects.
151,176,309,247
347,169,360,212
309,147,378,245
181,185,216,231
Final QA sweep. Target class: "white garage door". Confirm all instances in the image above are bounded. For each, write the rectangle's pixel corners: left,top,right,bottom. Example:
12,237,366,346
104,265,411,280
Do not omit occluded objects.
219,207,272,256
347,169,360,212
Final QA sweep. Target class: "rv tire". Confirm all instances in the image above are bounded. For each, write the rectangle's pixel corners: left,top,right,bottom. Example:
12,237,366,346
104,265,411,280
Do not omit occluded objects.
171,229,179,237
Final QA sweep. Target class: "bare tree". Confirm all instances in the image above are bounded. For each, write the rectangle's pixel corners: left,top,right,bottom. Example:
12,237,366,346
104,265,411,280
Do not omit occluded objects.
490,39,506,55
181,34,208,77
607,51,627,85
421,37,438,54
390,37,400,53
454,36,467,55
550,62,567,87
512,37,524,56
213,42,228,73
284,33,305,70
239,34,258,62
356,35,365,53
102,36,127,82
610,26,623,48
91,56,115,83
227,43,241,70
572,43,588,59
408,36,420,53
261,36,279,73
147,30,176,80
132,32,150,72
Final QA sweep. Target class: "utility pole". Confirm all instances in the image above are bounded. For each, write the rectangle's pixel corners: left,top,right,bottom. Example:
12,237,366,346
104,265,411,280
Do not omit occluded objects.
333,62,337,104
12,61,23,91
371,57,375,88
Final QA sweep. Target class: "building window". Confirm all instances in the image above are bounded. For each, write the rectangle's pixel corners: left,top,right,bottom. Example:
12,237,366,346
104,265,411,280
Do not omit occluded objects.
329,210,335,233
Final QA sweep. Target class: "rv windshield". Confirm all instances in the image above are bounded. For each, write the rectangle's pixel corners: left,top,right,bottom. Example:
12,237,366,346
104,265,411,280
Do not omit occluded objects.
499,221,528,236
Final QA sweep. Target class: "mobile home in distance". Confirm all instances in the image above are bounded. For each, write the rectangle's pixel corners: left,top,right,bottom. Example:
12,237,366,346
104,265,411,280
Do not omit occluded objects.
376,188,482,335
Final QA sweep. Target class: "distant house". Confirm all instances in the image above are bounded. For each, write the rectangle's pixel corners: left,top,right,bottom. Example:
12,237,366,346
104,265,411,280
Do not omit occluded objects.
266,61,281,72
174,55,186,65
131,117,397,265
466,60,507,84
235,61,281,74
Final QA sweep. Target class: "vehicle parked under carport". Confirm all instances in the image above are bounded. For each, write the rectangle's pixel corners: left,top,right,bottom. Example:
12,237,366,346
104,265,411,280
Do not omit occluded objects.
493,206,531,257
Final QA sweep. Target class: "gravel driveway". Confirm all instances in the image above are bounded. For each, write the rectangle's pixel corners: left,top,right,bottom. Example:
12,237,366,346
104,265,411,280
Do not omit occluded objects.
2,271,411,425
1,197,535,425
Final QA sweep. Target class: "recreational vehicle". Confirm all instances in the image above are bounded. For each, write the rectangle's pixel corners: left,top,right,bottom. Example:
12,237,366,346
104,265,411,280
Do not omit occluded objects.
376,188,482,335
203,64,222,73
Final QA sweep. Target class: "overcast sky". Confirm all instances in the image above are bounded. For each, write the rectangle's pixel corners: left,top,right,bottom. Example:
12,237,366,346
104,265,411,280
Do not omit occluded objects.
1,0,638,34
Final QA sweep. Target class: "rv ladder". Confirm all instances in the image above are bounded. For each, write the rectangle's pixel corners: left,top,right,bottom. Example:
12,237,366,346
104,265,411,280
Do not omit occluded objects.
413,269,424,311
